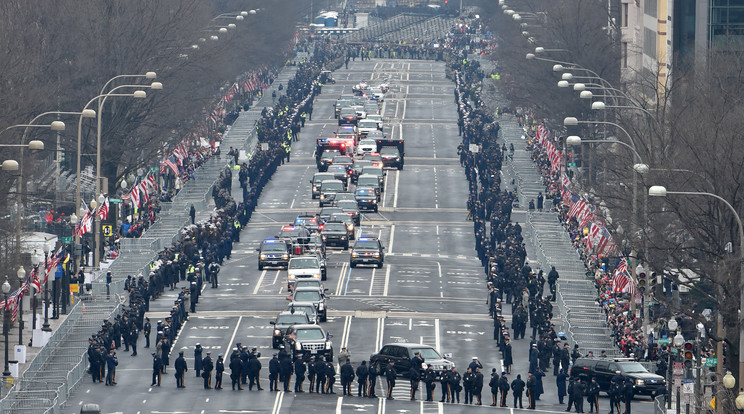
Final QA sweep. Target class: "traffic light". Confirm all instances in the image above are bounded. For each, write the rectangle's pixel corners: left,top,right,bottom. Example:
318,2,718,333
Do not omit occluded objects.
683,341,695,368
638,271,646,293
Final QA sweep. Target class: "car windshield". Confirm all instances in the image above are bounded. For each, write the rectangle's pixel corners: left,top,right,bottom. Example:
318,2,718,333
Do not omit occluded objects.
359,121,378,129
287,305,314,315
276,315,309,325
333,157,352,164
321,152,338,160
289,258,319,269
358,177,378,186
620,362,648,373
336,201,357,209
362,167,382,175
295,328,326,340
355,240,379,249
328,165,346,173
334,193,355,201
322,182,344,191
380,147,399,155
295,291,321,301
314,174,334,183
329,214,352,223
294,281,321,289
324,223,347,231
411,348,442,360
262,243,287,252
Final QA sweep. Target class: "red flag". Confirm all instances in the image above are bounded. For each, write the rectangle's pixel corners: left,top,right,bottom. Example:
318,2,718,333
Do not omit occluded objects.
131,184,141,209
96,197,109,221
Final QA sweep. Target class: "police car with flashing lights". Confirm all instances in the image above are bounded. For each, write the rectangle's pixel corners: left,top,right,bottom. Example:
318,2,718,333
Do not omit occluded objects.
350,237,384,268
256,239,290,270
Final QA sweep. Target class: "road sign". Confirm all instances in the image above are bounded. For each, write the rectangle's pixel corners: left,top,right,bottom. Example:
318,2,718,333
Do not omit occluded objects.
469,144,479,153
109,198,122,204
658,338,670,345
102,225,113,237
704,357,717,367
673,362,684,377
61,237,72,244
149,167,158,173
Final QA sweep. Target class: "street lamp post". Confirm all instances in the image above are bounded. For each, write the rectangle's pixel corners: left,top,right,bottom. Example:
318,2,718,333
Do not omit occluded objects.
2,277,11,378
16,266,25,345
648,185,744,399
41,243,51,332
31,251,44,336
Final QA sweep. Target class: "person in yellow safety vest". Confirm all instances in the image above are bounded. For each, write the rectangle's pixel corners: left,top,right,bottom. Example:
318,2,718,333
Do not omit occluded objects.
300,112,307,127
283,142,291,163
187,264,196,281
494,73,501,80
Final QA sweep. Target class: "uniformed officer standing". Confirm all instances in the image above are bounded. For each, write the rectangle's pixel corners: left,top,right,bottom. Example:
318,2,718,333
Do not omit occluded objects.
511,374,525,408
571,377,586,412
324,357,336,394
489,369,500,406
144,318,151,348
526,372,537,409
499,372,510,407
463,367,474,404
202,351,214,389
340,360,355,395
586,377,600,413
409,365,420,400
307,357,317,392
175,351,187,388
609,372,624,414
294,359,306,392
247,351,263,390
279,355,293,392
215,354,225,390
367,360,378,398
440,366,452,402
385,361,396,400
151,352,163,386
622,377,634,414
229,353,243,390
473,367,484,405
424,365,437,401
450,367,462,403
269,354,280,391
316,357,327,393
356,360,368,396
194,344,203,378
106,350,118,386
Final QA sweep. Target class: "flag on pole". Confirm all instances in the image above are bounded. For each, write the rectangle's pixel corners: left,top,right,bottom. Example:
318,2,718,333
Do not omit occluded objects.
96,197,109,221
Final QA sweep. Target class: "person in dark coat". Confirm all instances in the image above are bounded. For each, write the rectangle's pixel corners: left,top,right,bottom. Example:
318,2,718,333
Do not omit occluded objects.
424,365,437,401
463,367,474,404
440,366,452,402
511,374,525,408
622,377,634,414
294,359,306,392
556,369,568,404
229,354,243,390
503,339,513,374
498,372,510,407
472,367,484,405
307,357,317,393
586,377,600,413
202,352,214,389
356,360,369,397
194,344,203,377
571,377,586,413
450,367,462,403
189,204,196,224
215,354,225,389
340,360,355,396
385,361,396,400
151,352,163,386
175,351,188,388
560,343,571,373
105,349,118,386
409,365,420,400
526,372,537,409
247,353,263,390
279,355,293,391
534,367,545,400
269,354,280,391
367,360,378,398
325,358,336,394
489,369,500,406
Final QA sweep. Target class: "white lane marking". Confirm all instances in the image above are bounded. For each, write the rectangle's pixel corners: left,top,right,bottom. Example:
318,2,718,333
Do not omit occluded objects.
434,318,441,353
368,267,376,296
335,262,348,295
341,315,352,349
436,225,439,236
253,270,267,295
393,170,400,208
382,172,389,208
383,265,391,297
438,402,444,414
387,224,395,254
402,99,407,120
226,315,243,352
271,391,284,414
335,396,344,413
409,318,412,331
271,270,280,285
437,262,442,279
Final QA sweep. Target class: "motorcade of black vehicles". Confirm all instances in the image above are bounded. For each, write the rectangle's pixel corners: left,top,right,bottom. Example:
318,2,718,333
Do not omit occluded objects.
320,221,352,249
327,212,356,238
350,159,373,183
283,324,333,361
311,172,335,198
361,166,385,191
316,137,354,161
332,155,354,176
286,301,319,324
356,174,381,200
362,153,384,169
354,187,378,212
370,343,455,378
349,237,384,268
379,146,404,170
571,358,666,398
319,206,345,223
376,136,405,155
316,149,340,172
327,165,351,188
294,213,323,233
290,287,328,322
334,199,360,226
293,279,325,292
334,99,351,118
319,180,345,207
357,119,380,137
256,239,291,270
335,125,359,140
275,225,311,247
338,108,358,126
270,311,312,348
363,102,380,116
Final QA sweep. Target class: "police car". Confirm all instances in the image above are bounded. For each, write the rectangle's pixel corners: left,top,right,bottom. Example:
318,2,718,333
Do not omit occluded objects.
256,239,290,270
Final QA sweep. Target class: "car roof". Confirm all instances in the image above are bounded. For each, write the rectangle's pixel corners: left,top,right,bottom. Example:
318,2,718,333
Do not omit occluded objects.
293,286,323,292
289,324,324,330
381,343,435,350
277,311,309,318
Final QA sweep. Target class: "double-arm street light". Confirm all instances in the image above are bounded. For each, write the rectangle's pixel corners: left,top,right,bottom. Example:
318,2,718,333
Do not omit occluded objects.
2,277,11,378
648,185,744,398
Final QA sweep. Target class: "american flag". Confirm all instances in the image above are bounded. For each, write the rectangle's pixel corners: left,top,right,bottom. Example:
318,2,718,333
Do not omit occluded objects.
586,223,601,251
130,183,141,209
96,197,109,221
569,196,587,218
29,266,41,293
139,180,150,203
164,157,179,175
612,258,636,294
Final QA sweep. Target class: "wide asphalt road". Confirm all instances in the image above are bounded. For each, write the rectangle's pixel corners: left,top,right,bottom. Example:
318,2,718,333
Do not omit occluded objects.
65,59,656,414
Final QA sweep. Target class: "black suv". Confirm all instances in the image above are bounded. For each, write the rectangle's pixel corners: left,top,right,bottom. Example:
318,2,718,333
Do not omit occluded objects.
571,358,665,398
270,311,311,348
320,221,351,249
256,239,290,270
355,187,378,212
379,146,404,170
350,237,384,268
370,343,455,378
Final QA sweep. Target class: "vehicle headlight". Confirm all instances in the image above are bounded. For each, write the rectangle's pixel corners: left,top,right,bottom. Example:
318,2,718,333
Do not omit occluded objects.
295,342,302,350
351,253,358,258
289,274,295,280
374,253,380,257
635,379,644,386
322,235,327,240
313,186,317,191
341,236,346,240
347,224,354,231
282,254,289,260
274,329,281,335
326,341,332,348
320,194,325,199
372,199,377,204
260,254,267,260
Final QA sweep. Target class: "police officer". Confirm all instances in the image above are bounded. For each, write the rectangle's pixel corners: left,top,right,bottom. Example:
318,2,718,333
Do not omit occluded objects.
356,360,368,397
215,354,225,390
175,351,187,388
151,352,163,386
571,377,586,412
340,360,355,396
106,349,118,386
489,368,500,406
557,368,568,404
144,317,151,348
194,343,203,378
409,365,420,400
609,371,624,414
499,372,510,407
385,361,396,400
450,367,462,403
511,374,525,408
622,377,634,414
424,365,437,401
294,358,306,392
325,357,336,394
316,357,327,393
247,350,263,390
269,354,280,391
526,371,537,409
367,360,378,398
308,356,317,393
587,377,600,413
463,367,474,404
229,352,243,390
202,351,214,389
279,353,293,392
473,367,484,405
440,366,452,402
